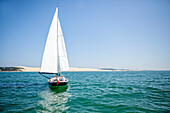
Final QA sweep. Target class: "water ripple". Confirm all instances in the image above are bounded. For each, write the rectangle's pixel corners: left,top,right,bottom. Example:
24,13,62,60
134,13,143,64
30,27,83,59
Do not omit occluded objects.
0,71,170,112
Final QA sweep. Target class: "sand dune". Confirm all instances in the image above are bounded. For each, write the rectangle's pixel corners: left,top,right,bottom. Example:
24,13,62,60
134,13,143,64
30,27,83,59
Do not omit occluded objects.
14,66,113,72
69,67,109,71
17,66,40,72
1,66,143,72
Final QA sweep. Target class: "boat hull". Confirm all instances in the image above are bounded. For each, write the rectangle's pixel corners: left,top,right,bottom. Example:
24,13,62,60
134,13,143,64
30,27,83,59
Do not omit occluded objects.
48,81,68,86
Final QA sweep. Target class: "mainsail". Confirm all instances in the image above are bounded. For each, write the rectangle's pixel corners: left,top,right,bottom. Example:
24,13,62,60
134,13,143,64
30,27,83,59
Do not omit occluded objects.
40,7,69,74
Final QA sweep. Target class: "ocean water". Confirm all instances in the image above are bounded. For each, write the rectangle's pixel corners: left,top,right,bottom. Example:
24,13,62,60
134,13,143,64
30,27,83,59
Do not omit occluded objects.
0,71,169,112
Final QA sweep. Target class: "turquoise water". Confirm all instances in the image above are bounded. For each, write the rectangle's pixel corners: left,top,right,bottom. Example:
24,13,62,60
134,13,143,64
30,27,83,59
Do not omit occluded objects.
0,71,170,112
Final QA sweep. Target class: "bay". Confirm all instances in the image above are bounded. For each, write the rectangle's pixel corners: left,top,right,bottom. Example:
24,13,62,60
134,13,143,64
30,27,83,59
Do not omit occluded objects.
0,71,170,112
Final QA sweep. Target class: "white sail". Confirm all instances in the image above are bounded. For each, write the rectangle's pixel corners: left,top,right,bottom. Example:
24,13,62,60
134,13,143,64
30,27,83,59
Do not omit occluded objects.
58,19,69,71
40,7,69,74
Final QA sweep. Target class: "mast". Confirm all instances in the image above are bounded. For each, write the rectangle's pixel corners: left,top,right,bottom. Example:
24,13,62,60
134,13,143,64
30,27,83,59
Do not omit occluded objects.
57,6,61,74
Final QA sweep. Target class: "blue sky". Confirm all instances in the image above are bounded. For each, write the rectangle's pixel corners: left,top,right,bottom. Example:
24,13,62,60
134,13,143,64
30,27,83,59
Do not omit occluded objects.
0,0,170,70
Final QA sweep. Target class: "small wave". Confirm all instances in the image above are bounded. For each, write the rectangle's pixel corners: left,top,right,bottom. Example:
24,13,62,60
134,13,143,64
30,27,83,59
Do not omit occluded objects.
146,87,159,90
147,95,163,99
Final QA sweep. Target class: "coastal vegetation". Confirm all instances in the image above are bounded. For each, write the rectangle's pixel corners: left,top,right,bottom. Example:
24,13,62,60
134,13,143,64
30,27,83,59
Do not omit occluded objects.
0,67,24,72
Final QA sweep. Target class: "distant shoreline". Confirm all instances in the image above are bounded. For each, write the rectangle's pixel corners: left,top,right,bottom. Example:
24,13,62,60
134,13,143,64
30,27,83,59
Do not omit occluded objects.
0,66,142,72
0,66,169,72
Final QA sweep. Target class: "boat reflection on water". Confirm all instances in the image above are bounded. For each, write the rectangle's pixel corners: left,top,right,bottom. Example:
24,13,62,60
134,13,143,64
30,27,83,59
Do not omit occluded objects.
37,85,71,113
49,85,68,93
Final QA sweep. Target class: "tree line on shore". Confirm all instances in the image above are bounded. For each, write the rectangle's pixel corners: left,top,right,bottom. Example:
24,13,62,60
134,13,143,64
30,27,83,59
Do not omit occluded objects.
0,67,24,71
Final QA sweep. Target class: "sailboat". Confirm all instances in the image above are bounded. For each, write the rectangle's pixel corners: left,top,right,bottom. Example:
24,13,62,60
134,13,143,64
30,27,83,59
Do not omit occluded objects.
39,7,69,86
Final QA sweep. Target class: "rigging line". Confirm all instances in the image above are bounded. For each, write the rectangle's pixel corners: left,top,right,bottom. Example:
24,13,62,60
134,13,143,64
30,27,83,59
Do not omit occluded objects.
39,73,51,79
58,35,63,37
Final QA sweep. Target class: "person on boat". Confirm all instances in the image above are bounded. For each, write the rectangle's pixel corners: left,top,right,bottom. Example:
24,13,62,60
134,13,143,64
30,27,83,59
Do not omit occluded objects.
54,74,59,81
60,75,65,81
49,73,59,82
